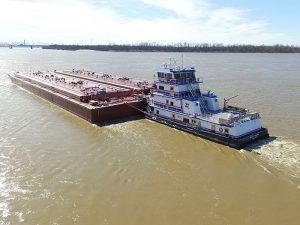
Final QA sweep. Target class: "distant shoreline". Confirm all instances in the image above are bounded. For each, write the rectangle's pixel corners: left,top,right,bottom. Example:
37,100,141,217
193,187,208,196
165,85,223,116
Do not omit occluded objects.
42,44,300,53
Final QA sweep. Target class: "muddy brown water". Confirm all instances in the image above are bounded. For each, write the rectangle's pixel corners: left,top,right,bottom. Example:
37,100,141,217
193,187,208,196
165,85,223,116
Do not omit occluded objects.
0,49,300,225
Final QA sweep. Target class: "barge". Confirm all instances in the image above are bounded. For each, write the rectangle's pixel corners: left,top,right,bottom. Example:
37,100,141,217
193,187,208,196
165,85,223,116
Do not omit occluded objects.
9,70,152,123
146,62,269,149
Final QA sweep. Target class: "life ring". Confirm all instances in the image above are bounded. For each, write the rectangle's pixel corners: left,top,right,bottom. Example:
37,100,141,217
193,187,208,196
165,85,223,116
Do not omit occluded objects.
219,127,223,133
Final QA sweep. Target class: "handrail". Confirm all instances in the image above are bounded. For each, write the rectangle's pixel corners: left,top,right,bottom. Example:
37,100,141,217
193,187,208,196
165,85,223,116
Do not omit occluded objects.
155,78,203,85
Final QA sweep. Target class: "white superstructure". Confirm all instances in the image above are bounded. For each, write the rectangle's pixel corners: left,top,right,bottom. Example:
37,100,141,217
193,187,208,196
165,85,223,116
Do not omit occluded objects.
148,63,263,139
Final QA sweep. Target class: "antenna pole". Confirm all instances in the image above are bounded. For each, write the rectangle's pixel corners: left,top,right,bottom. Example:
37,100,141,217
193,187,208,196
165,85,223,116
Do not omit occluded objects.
181,54,183,69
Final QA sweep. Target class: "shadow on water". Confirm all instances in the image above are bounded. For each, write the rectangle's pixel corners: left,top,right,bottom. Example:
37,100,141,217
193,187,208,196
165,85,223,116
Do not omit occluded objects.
94,115,145,127
243,136,278,153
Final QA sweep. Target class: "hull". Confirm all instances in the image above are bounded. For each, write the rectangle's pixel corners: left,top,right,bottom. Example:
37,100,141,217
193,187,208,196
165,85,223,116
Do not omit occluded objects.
146,114,269,150
9,75,143,123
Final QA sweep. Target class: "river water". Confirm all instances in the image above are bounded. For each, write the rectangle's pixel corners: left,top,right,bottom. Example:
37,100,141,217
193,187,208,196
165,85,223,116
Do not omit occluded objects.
0,49,300,225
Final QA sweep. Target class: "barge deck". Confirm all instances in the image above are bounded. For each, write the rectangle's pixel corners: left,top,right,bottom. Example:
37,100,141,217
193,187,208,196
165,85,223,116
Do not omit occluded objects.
9,70,152,123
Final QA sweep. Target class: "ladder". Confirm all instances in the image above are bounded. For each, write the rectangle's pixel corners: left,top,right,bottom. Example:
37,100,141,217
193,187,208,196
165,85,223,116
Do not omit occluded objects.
187,83,197,99
187,83,208,114
199,96,209,114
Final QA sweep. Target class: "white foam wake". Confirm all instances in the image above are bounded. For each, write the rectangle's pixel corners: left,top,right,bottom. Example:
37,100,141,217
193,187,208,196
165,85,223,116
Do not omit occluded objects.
255,138,300,178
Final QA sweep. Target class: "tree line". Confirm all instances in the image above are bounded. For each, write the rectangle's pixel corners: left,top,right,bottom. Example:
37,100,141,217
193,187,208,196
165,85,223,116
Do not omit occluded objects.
43,43,300,53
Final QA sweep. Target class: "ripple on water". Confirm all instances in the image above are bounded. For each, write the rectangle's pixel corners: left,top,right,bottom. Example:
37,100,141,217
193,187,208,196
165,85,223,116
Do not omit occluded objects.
0,150,32,224
0,202,10,219
249,138,300,181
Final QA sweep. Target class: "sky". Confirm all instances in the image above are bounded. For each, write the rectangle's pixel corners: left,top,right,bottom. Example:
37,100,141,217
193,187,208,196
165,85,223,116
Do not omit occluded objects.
0,0,299,45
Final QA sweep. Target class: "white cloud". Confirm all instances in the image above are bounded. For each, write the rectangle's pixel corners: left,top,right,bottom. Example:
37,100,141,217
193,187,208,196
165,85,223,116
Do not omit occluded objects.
0,0,287,44
141,0,210,18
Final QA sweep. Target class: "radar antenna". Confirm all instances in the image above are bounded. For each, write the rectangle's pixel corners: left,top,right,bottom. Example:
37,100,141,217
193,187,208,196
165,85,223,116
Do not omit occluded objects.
164,58,177,69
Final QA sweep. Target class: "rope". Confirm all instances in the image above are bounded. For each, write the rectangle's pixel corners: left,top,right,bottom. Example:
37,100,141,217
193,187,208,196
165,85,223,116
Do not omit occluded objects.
125,102,150,115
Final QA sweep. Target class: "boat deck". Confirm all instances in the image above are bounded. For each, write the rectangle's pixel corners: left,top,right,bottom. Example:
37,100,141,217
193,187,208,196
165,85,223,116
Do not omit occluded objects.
11,73,141,108
13,69,152,104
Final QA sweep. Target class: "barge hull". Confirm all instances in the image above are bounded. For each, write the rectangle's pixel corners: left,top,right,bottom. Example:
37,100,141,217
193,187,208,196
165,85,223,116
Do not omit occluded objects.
9,75,143,123
146,114,269,150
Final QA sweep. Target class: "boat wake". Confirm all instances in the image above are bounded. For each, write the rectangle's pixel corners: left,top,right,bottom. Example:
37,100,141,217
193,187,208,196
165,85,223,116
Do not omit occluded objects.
247,138,300,184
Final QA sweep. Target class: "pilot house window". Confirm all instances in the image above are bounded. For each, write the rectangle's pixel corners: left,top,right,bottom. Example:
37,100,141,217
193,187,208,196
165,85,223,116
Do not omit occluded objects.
174,73,180,79
158,72,164,78
159,86,164,90
166,73,172,79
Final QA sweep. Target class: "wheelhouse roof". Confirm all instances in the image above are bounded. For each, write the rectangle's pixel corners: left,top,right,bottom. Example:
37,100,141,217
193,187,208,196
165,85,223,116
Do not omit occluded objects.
156,67,196,73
